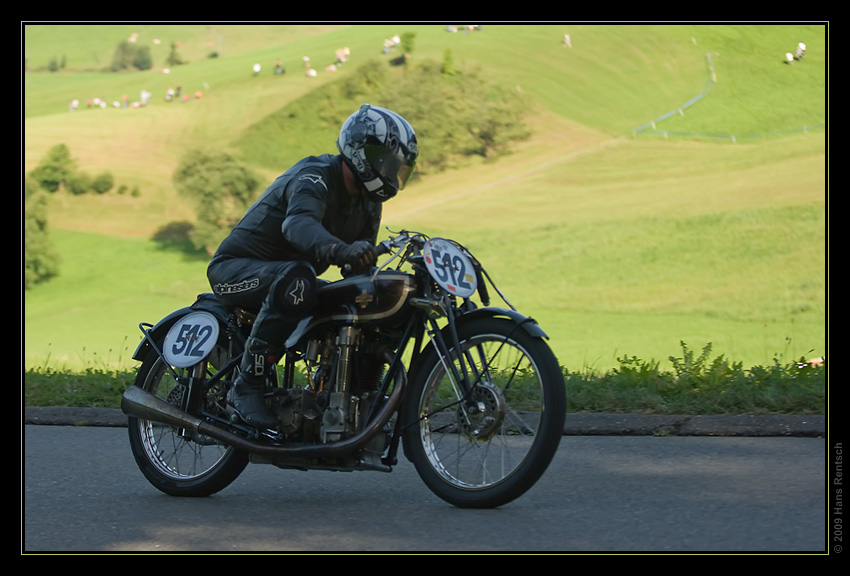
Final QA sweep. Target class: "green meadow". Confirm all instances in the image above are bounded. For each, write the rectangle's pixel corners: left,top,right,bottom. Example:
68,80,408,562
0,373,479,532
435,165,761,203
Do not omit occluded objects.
23,23,826,378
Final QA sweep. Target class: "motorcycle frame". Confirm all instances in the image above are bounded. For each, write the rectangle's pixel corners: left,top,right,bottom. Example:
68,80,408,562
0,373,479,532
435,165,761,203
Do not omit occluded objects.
124,232,548,467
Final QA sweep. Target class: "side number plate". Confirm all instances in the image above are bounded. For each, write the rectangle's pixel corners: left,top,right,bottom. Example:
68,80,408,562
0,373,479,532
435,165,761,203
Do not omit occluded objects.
162,311,220,368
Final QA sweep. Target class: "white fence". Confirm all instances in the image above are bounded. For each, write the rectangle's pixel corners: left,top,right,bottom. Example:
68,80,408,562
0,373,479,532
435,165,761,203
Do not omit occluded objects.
632,53,824,142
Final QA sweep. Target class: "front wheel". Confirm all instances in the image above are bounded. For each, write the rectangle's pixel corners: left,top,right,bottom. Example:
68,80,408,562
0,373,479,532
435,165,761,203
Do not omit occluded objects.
127,341,248,497
402,317,566,508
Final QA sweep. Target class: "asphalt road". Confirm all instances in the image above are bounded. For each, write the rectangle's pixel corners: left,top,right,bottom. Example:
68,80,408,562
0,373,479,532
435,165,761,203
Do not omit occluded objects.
23,420,827,553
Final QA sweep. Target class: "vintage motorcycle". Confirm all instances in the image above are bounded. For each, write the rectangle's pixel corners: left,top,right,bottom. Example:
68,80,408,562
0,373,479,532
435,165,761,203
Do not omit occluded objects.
121,229,566,509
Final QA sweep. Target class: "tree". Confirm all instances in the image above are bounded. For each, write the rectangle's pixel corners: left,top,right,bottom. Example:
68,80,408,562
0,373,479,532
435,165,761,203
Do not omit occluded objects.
110,40,152,71
238,57,531,176
110,40,134,71
166,42,184,67
30,143,76,193
400,32,416,55
382,59,531,171
24,176,61,289
173,149,262,255
441,49,456,76
133,45,153,71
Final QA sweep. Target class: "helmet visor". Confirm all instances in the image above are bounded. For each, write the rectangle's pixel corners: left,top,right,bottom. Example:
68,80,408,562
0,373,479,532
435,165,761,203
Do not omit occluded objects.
365,143,417,191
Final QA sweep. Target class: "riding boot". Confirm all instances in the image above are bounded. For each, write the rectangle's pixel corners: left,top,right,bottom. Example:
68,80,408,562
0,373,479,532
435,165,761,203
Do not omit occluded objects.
230,269,315,429
229,336,280,430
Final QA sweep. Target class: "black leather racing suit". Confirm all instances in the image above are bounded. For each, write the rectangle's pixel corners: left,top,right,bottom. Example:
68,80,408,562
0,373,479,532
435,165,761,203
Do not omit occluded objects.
207,153,382,354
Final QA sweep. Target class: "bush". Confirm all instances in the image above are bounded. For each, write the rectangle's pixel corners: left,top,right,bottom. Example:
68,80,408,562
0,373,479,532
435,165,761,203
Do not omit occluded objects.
66,171,92,195
91,172,114,194
30,145,117,196
564,342,825,414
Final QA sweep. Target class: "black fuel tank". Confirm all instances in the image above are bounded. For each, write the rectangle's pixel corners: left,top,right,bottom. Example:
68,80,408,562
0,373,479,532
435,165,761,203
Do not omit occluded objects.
313,270,416,326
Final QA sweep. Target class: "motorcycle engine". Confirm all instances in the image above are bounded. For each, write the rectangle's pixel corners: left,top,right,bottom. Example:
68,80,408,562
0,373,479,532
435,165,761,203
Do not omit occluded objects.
272,328,387,446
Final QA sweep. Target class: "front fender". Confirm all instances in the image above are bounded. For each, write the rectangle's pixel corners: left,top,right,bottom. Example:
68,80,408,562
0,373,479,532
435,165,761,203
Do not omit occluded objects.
455,307,549,339
132,293,230,361
405,307,548,378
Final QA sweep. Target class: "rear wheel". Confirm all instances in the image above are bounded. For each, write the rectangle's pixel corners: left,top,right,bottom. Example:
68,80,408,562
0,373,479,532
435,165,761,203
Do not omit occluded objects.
403,317,566,508
127,341,248,497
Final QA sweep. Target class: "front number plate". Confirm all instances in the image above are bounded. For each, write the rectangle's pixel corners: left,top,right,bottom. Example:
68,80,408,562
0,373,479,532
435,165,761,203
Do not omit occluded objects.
423,238,477,299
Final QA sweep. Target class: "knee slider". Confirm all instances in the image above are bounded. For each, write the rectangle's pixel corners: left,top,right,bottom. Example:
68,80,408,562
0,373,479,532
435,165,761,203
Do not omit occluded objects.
268,264,317,313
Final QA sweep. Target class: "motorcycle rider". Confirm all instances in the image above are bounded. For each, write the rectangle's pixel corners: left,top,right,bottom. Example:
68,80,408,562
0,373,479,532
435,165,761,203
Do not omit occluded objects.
207,104,418,430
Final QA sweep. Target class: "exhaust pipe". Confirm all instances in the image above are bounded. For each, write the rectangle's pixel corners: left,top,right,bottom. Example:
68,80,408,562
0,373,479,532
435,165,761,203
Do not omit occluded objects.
121,379,403,459
122,385,205,431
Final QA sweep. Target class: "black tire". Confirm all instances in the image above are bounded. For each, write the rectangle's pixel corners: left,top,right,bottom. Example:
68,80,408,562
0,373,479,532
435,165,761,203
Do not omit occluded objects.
403,317,566,508
127,341,248,497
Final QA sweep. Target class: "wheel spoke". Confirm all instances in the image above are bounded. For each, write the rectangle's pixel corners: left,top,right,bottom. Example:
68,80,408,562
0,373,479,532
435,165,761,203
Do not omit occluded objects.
419,332,546,490
129,344,245,492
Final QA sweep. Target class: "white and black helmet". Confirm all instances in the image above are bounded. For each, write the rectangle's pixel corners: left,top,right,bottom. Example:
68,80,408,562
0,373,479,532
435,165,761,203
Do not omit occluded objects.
337,104,418,202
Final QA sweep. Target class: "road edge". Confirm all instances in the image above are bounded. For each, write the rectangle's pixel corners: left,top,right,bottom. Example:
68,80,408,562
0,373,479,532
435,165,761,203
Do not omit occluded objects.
23,407,826,437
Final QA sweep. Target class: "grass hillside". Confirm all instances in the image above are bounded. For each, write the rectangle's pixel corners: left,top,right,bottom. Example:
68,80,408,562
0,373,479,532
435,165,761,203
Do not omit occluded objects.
23,24,826,374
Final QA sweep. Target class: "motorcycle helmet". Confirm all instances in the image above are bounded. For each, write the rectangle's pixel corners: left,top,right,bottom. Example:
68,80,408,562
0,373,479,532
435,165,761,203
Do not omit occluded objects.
337,104,418,202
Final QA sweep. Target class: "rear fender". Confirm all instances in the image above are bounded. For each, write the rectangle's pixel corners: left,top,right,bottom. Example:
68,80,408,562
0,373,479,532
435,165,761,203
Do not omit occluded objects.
132,293,230,362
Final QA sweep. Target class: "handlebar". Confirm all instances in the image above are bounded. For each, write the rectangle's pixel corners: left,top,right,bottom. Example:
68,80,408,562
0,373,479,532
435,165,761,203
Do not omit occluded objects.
376,239,394,256
340,240,392,277
338,232,503,308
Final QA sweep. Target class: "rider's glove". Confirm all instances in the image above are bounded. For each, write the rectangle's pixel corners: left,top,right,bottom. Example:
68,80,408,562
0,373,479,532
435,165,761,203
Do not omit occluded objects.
331,241,377,272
